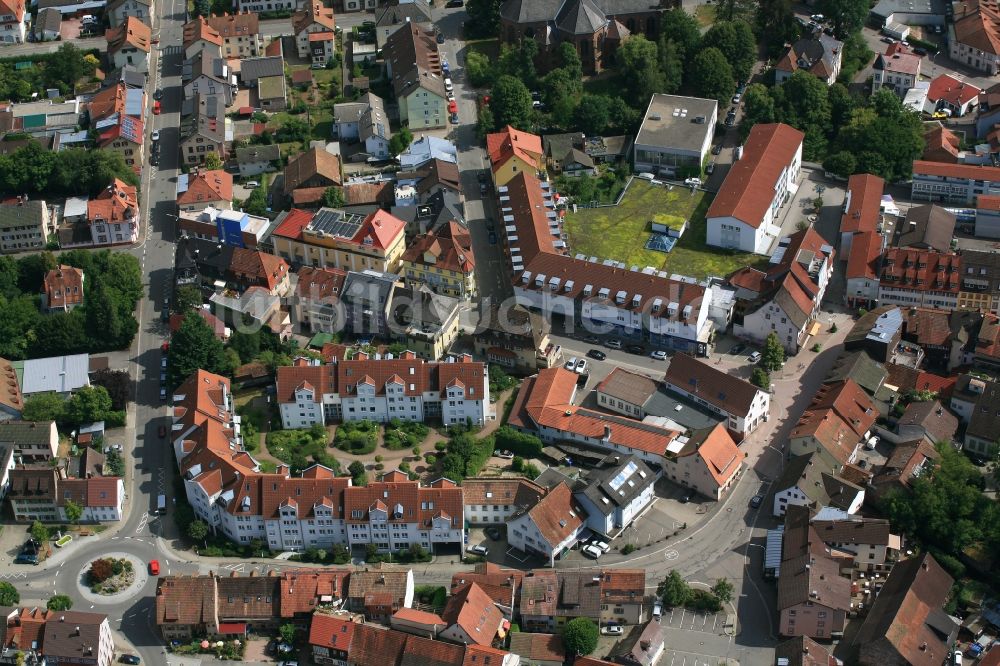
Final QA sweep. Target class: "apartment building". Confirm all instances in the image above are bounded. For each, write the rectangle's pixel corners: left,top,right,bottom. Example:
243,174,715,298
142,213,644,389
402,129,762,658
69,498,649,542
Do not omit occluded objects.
7,466,124,523
872,44,921,95
507,482,587,566
878,247,961,309
506,172,714,355
384,26,447,130
0,198,49,253
0,608,114,666
400,220,476,299
950,0,1000,75
706,123,804,255
205,12,261,58
487,125,545,188
472,303,563,372
662,352,770,437
275,353,490,428
271,207,407,273
841,174,886,310
179,94,230,166
80,178,139,247
42,265,84,312
182,15,224,60
911,160,1000,204
293,1,336,66
461,477,546,526
106,16,151,74
632,94,717,177
293,265,348,332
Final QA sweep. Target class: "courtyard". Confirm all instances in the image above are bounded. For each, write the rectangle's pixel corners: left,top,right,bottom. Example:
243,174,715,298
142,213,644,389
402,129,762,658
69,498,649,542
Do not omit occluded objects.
561,179,765,280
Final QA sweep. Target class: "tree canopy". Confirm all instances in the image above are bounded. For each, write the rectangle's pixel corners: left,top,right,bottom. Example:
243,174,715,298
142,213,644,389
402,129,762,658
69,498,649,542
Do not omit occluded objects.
0,142,138,197
0,582,18,606
167,312,233,389
688,48,736,104
561,618,599,656
703,21,757,83
489,75,534,131
817,0,869,37
616,36,666,107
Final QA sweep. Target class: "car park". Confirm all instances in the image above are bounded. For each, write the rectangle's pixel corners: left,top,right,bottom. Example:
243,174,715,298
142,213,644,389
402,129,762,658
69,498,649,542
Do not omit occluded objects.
587,349,606,361
600,624,624,636
650,350,668,360
749,495,763,509
467,544,488,556
149,560,160,576
581,544,602,559
574,358,588,374
564,356,578,370
748,351,762,363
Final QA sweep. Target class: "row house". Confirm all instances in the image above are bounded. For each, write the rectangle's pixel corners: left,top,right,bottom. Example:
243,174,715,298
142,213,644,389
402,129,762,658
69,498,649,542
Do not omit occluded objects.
0,421,56,494
183,15,224,60
275,353,489,428
7,466,124,523
205,12,262,58
400,220,476,300
957,247,1000,313
177,168,233,213
462,477,546,527
384,26,447,130
106,16,151,74
293,1,336,66
840,174,886,310
506,172,714,355
0,608,114,666
107,0,152,27
517,569,647,631
293,265,348,332
487,125,545,189
174,235,290,296
772,453,865,517
730,227,835,354
185,52,237,107
180,94,230,166
878,247,961,309
89,83,147,170
950,0,1000,75
950,373,1000,458
271,207,406,273
472,303,563,373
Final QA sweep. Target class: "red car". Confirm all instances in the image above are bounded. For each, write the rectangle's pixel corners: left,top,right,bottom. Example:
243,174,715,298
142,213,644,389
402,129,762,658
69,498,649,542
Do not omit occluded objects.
149,560,159,576
153,101,161,115
161,342,169,352
447,100,457,114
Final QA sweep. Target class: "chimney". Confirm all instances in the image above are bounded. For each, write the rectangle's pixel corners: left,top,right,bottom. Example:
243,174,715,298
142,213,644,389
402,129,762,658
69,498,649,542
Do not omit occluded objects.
603,425,611,441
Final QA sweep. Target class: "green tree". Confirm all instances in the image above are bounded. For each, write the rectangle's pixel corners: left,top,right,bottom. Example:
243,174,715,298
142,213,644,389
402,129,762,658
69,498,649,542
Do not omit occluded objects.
750,367,770,390
756,0,801,56
228,330,261,363
85,281,123,348
187,519,209,547
656,38,684,94
29,311,88,357
739,84,777,139
657,570,691,608
465,51,495,88
279,623,298,645
658,9,702,60
570,94,611,135
105,450,125,477
555,41,582,80
174,284,203,313
203,152,223,170
348,461,367,484
561,617,599,656
168,312,232,389
774,70,833,160
44,44,92,94
388,127,414,156
761,332,786,372
817,0,869,37
489,75,533,131
823,151,857,178
0,296,40,359
47,595,73,611
715,0,757,22
30,521,49,544
22,393,65,423
0,582,19,606
615,35,665,107
499,39,539,88
242,187,267,217
322,186,345,208
17,251,57,293
688,48,735,105
64,500,83,524
464,0,503,37
703,20,757,83
541,68,582,128
65,386,113,426
712,578,734,603
476,105,496,141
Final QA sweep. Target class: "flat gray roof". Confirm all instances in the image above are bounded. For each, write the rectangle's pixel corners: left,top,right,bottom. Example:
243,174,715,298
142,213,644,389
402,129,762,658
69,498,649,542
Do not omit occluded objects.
642,388,721,431
871,0,945,18
634,94,718,154
22,354,90,394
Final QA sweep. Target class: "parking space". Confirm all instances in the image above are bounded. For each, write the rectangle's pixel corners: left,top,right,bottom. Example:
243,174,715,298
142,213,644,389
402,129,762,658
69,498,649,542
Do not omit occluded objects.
661,650,732,666
662,608,724,634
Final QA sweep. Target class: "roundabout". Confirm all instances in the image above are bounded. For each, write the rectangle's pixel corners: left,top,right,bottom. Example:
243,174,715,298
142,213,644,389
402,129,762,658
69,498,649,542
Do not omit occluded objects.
76,552,150,606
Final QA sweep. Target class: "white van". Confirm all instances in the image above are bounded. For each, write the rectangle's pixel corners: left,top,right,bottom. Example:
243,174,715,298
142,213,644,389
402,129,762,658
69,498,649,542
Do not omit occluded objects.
652,602,663,621
245,180,260,189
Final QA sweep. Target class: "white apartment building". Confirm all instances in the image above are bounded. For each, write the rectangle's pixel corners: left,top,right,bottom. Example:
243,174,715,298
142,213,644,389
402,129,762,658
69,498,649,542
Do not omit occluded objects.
911,160,1000,204
276,354,490,429
706,123,804,255
663,353,771,437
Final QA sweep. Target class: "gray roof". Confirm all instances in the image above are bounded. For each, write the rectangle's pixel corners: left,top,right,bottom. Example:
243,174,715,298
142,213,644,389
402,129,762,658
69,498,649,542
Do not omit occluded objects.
240,56,284,84
609,620,664,666
897,204,956,252
235,143,280,165
343,269,398,309
189,51,230,86
35,7,61,33
113,66,147,89
871,0,946,19
0,200,46,231
576,453,655,516
499,0,656,25
634,94,718,153
554,0,607,35
40,610,109,661
389,284,460,334
376,0,431,26
384,26,446,101
827,350,887,395
181,93,226,144
0,421,55,447
21,354,90,394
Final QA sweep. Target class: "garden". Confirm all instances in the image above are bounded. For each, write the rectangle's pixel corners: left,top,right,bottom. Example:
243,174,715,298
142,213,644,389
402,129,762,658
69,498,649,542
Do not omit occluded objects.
86,556,135,595
382,419,429,450
264,424,340,473
333,420,379,455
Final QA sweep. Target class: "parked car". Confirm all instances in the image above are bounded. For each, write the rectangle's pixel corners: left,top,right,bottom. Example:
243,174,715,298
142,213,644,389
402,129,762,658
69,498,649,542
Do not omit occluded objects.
436,31,445,43
730,343,746,355
679,493,692,504
732,93,742,104
581,544,602,559
477,172,488,183
914,47,927,56
574,358,588,374
119,656,141,665
153,100,161,115
810,13,824,21
467,544,488,556
151,130,160,142
587,349,607,361
149,560,160,576
591,539,611,553
724,115,736,127
748,351,762,363
705,162,715,175
600,624,624,636
712,143,723,155
749,495,764,509
485,218,496,232
159,387,167,401
564,356,579,370
445,0,463,6
650,350,668,360
153,88,163,100
484,526,503,540
450,112,460,125
496,450,514,459
626,344,644,354
606,339,622,349
14,552,38,565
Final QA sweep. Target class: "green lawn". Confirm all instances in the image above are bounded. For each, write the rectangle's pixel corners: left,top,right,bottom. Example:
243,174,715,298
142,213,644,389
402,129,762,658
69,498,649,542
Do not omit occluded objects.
694,4,717,27
562,179,766,280
465,38,500,61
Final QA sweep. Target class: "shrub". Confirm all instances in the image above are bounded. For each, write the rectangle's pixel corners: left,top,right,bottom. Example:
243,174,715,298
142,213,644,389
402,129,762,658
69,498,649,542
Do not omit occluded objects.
87,558,115,584
621,544,636,555
494,426,542,457
435,441,447,452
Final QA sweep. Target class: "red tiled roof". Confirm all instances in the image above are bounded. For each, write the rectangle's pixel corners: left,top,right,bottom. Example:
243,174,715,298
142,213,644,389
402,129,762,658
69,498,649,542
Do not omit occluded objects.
845,231,881,281
923,126,961,163
43,265,84,309
271,208,314,241
279,569,349,616
790,410,859,465
442,582,504,646
841,174,884,235
508,633,565,662
343,475,463,528
403,634,466,666
183,16,223,48
293,1,335,33
953,0,1000,57
88,178,137,224
880,248,961,293
663,352,764,416
178,169,233,205
808,379,878,438
928,74,982,107
487,125,543,173
106,16,150,54
522,482,584,547
296,266,347,301
402,220,475,275
706,123,804,228
913,159,1000,182
206,11,259,38
393,607,446,625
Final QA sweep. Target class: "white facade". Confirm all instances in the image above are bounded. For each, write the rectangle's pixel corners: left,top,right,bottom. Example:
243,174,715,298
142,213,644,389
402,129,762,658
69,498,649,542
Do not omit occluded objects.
342,0,378,11
108,0,151,26
79,479,126,522
877,284,960,309
949,36,1000,75
737,299,812,354
0,5,27,43
911,163,1000,204
296,21,336,62
238,0,299,11
507,510,585,567
110,46,149,76
574,480,655,537
662,377,770,436
88,218,139,246
346,511,463,552
772,482,864,517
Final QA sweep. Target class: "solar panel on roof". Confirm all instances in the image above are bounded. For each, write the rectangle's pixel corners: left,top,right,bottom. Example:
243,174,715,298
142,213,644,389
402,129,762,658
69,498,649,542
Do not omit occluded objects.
310,209,367,237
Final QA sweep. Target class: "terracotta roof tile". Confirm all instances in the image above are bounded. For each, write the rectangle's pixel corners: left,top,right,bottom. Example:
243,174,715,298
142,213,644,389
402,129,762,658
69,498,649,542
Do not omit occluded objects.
43,265,84,309
308,613,359,651
880,248,961,294
508,633,565,662
841,174,885,234
206,11,260,38
442,582,504,645
487,126,543,173
177,169,233,205
402,220,475,275
522,482,584,547
663,353,763,417
913,159,1000,182
808,379,877,438
402,633,466,666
